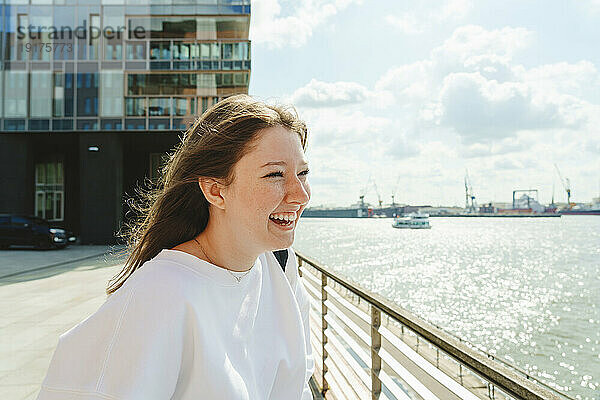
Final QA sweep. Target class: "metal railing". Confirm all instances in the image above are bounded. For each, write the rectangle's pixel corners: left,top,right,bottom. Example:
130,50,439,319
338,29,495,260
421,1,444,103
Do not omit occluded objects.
294,250,573,400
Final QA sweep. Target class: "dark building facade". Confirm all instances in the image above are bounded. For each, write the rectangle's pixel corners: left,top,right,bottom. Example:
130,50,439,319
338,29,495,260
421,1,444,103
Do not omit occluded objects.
0,0,250,243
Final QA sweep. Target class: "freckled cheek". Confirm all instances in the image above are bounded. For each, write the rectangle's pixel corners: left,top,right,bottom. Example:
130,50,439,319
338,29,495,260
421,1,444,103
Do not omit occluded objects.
247,184,284,215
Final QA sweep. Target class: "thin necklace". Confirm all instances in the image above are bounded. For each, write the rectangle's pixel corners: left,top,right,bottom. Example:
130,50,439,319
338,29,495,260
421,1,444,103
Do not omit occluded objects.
193,237,252,283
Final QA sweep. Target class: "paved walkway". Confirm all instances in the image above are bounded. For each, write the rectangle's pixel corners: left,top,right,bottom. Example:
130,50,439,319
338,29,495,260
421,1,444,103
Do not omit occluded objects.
0,246,126,400
0,245,116,278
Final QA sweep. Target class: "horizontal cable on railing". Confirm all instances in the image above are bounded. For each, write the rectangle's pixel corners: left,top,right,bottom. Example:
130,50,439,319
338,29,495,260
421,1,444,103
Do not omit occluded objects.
378,369,414,400
325,340,370,399
324,314,371,368
304,279,322,300
380,325,481,400
326,329,372,391
300,266,321,285
324,299,371,346
379,347,440,400
325,349,362,400
324,285,371,324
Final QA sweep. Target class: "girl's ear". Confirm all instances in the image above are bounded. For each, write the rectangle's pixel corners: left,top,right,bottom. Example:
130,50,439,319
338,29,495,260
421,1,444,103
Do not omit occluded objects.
198,177,226,210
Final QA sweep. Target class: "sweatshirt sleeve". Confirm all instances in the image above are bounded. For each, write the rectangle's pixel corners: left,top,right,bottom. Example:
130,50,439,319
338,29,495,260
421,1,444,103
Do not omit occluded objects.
37,271,190,400
286,248,316,400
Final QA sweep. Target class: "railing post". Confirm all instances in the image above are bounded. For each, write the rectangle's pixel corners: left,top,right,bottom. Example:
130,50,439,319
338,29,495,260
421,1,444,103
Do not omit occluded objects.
371,306,382,400
298,257,303,277
321,273,329,395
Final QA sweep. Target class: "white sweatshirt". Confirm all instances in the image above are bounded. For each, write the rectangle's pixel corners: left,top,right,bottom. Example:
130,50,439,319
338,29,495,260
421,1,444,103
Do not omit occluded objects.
37,248,315,400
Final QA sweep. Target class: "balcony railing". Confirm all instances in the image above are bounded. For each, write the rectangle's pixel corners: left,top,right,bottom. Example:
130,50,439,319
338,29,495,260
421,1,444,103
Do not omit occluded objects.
294,250,573,400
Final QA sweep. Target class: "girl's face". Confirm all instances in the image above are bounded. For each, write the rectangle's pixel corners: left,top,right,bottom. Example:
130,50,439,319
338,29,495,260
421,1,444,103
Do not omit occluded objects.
222,125,311,253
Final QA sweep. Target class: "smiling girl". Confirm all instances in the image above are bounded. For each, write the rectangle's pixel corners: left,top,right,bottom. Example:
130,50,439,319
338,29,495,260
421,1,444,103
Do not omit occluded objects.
37,95,315,400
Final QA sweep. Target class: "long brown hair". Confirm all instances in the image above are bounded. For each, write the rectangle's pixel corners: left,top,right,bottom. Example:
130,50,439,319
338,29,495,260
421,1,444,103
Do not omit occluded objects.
107,95,307,295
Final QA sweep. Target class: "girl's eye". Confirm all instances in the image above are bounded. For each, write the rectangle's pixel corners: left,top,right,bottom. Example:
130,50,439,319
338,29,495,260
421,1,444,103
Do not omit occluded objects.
265,171,284,178
264,169,310,178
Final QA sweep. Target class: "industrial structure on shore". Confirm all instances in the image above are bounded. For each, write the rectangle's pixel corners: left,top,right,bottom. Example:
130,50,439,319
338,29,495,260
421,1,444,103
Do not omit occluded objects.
303,170,600,218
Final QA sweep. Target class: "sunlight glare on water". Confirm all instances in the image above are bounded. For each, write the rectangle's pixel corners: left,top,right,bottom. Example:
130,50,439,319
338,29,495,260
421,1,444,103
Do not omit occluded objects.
294,216,600,400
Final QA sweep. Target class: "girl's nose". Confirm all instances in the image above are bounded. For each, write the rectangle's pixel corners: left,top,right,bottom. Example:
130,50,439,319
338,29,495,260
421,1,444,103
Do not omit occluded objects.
286,175,310,205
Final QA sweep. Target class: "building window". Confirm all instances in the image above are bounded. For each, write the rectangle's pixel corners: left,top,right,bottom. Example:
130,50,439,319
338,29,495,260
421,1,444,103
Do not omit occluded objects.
77,119,98,130
172,97,189,116
126,42,146,60
125,118,145,130
35,160,64,222
222,43,233,59
3,119,26,131
53,119,73,130
4,71,28,117
101,119,123,130
30,119,50,130
53,73,65,117
150,41,171,60
148,119,170,130
173,118,194,130
149,98,170,116
105,42,123,60
173,42,191,60
16,14,29,61
125,98,147,116
100,71,124,117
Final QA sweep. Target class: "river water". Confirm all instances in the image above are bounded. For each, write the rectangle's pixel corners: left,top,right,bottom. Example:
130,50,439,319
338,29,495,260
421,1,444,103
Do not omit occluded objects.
293,216,599,400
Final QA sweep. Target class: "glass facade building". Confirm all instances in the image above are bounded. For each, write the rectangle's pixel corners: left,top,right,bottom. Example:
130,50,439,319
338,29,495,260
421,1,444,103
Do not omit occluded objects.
0,0,251,243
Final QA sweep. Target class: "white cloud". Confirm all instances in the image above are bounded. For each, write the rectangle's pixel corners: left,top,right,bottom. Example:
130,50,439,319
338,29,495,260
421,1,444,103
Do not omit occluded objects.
585,139,600,154
431,25,535,73
289,79,373,107
250,0,362,48
493,158,523,170
386,132,420,160
440,72,563,142
375,25,534,105
375,61,434,103
282,23,600,205
373,25,597,146
517,61,599,98
386,0,472,35
385,14,424,35
461,136,532,158
299,108,391,148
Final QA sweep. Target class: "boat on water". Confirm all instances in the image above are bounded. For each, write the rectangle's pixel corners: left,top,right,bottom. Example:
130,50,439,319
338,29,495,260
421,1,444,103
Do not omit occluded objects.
559,198,600,215
392,213,431,229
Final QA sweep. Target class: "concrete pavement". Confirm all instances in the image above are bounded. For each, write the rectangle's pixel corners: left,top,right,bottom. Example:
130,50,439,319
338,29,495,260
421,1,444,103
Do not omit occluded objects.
0,246,127,400
0,245,115,278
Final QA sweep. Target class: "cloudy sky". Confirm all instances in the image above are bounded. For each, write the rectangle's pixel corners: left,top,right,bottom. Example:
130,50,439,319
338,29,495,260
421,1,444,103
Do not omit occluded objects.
248,0,600,208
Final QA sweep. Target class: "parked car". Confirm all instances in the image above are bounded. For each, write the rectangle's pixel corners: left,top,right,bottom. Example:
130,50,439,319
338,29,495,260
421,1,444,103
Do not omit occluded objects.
0,214,77,249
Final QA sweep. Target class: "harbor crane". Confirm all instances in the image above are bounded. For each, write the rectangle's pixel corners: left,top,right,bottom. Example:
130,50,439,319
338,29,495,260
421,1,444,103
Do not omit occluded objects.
554,164,571,207
360,176,383,207
391,174,401,206
464,170,476,212
373,181,382,207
